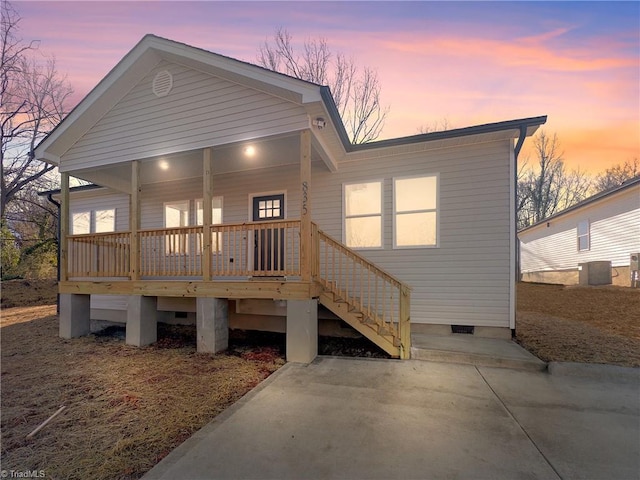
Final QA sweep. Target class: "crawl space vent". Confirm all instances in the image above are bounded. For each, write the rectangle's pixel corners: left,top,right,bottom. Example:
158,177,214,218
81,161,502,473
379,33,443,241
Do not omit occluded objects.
152,70,173,97
451,325,475,335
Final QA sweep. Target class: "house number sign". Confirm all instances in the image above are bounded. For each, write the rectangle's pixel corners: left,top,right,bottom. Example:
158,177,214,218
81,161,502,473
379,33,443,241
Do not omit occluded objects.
302,181,309,215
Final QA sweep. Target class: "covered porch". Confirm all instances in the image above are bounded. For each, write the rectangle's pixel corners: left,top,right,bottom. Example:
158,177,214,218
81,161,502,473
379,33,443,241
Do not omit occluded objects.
58,130,410,361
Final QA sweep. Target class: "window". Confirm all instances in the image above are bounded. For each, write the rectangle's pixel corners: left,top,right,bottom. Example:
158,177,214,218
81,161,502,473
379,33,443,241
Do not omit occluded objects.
95,209,116,233
196,197,223,225
344,181,382,248
164,201,190,254
577,220,590,251
394,175,438,247
196,197,223,253
256,198,281,219
71,209,115,234
71,212,90,234
164,201,190,228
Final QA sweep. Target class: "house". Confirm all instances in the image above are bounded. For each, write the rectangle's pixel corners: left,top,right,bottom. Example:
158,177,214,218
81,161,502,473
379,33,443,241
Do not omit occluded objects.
519,176,640,287
35,35,546,362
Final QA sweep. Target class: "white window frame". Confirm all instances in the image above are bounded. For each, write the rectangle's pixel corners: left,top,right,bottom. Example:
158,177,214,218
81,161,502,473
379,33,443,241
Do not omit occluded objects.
71,209,116,235
343,180,384,250
577,219,590,251
393,173,439,249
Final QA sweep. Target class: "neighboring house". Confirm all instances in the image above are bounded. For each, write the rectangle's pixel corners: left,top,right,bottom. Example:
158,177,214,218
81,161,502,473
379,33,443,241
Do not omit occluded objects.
35,35,546,362
519,176,640,287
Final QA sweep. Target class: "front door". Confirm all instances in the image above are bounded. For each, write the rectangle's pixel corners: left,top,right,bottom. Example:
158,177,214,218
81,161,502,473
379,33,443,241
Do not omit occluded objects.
252,194,285,272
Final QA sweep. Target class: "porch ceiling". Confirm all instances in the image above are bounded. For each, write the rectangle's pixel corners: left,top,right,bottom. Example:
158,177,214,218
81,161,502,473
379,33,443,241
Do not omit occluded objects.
71,132,329,193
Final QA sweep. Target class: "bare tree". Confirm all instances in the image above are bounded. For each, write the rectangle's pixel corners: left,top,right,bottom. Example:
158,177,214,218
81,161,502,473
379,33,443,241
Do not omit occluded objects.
517,131,593,229
417,118,453,134
593,158,639,192
257,27,388,144
1,0,72,222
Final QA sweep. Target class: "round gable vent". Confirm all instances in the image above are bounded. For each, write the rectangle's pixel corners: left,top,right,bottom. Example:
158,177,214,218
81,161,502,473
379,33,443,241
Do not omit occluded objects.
152,70,173,97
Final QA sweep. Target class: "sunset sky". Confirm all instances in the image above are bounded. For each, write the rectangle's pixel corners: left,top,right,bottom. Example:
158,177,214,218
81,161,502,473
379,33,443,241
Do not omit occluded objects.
15,1,640,174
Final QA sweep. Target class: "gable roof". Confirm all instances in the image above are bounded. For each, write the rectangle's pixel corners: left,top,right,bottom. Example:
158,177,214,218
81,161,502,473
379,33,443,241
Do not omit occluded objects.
35,34,334,164
35,34,546,166
519,175,640,234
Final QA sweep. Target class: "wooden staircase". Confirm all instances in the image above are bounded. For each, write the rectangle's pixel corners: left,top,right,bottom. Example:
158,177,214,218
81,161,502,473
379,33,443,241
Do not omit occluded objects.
313,225,411,359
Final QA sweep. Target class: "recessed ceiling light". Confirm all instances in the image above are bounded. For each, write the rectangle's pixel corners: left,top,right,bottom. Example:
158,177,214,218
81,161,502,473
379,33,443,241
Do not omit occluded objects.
159,160,169,170
244,145,256,157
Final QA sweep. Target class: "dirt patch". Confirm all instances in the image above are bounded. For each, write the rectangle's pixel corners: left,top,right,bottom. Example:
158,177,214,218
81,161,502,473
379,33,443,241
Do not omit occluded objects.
516,282,640,367
1,305,284,480
1,278,58,308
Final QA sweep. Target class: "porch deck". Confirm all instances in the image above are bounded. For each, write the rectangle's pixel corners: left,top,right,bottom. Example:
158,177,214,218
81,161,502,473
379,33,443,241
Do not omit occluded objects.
63,220,411,358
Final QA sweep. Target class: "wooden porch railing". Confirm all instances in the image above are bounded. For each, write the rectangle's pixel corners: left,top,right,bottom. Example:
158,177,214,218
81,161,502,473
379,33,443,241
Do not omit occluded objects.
313,223,411,357
65,219,410,357
66,231,130,277
67,220,302,279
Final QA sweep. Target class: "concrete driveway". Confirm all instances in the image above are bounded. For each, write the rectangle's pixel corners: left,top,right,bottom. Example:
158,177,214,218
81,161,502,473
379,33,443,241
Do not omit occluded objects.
144,357,639,480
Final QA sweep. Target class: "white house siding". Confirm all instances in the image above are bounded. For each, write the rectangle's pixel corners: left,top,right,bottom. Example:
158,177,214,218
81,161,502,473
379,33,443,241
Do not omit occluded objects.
520,185,640,277
313,140,513,328
61,61,309,171
68,188,129,232
69,139,514,328
68,189,130,312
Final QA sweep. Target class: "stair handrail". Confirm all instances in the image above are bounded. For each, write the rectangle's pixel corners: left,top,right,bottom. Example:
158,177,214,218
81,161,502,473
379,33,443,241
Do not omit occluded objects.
312,224,409,290
312,223,411,358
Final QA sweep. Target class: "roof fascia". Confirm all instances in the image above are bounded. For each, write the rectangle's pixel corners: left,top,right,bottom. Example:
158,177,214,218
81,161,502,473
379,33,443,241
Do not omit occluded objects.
38,184,104,197
347,116,547,152
518,176,640,234
151,36,322,104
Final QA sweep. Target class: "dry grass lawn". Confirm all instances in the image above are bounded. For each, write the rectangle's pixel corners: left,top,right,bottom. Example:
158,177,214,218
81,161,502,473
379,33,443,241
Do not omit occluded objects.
1,279,638,479
1,280,284,480
516,282,640,367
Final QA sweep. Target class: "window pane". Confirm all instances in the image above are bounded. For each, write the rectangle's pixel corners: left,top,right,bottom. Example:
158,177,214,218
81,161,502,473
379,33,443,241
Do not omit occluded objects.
346,216,381,248
94,209,115,233
395,176,436,212
578,236,589,251
345,182,381,216
396,212,437,246
165,201,189,228
212,207,222,225
577,220,589,236
196,198,223,225
72,212,90,234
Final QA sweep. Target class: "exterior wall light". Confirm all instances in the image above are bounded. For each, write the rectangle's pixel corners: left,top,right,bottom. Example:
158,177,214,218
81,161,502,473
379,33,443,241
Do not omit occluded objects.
312,117,326,129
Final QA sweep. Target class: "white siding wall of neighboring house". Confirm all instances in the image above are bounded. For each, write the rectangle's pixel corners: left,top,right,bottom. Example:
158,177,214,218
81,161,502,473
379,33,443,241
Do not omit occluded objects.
520,186,640,273
61,61,310,171
68,139,514,328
